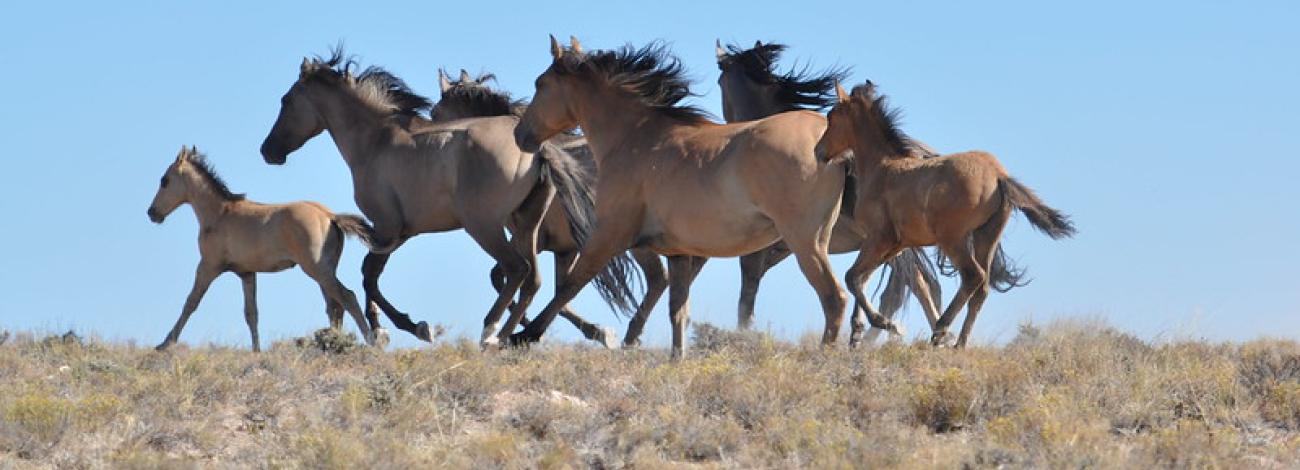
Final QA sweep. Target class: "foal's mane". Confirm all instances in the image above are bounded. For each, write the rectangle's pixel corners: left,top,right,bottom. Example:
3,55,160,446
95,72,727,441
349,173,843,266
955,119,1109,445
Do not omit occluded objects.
851,84,915,158
719,41,849,112
185,150,245,201
303,46,433,118
438,73,527,117
552,42,712,124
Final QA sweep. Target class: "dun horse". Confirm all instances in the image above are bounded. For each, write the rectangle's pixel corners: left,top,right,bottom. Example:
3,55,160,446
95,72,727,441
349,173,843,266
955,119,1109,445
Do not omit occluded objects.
716,40,942,344
148,146,376,351
816,82,1075,347
513,37,891,357
259,48,637,346
431,69,666,347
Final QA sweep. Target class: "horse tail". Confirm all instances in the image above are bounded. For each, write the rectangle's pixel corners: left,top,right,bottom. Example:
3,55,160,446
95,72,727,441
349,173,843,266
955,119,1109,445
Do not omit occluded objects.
877,247,943,317
330,213,385,253
536,142,642,318
1000,177,1077,240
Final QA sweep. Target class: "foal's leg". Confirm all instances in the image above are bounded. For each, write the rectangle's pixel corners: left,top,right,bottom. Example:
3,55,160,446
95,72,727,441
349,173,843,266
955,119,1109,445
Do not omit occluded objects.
956,210,1012,348
157,263,222,351
844,240,904,348
931,239,987,347
315,273,375,346
623,248,668,348
321,287,343,329
238,273,261,352
666,256,708,359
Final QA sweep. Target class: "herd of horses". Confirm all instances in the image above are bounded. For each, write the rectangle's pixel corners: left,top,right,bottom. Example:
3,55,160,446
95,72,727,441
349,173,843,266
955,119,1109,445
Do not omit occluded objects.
147,36,1075,358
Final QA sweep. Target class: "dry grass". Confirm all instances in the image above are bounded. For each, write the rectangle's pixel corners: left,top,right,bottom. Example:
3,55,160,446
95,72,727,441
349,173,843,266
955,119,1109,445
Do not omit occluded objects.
2,321,1300,468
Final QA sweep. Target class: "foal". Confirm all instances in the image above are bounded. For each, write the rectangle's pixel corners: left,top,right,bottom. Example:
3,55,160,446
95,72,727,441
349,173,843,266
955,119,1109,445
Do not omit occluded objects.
817,83,1076,348
148,146,377,351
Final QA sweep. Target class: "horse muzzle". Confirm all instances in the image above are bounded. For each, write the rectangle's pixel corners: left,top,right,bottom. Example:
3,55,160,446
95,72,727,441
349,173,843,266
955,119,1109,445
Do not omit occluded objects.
260,140,288,165
147,207,164,224
514,125,542,153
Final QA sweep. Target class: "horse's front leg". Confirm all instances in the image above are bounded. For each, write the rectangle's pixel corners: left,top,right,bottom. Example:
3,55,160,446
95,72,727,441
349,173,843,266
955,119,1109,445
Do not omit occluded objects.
157,262,222,351
238,273,260,352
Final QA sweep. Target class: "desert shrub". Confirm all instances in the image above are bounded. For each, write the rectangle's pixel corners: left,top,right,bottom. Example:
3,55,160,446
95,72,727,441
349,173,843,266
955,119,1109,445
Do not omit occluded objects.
296,328,359,355
909,367,976,433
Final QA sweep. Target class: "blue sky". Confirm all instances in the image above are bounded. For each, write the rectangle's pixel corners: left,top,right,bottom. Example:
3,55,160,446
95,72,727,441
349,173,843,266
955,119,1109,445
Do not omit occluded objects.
1,1,1297,349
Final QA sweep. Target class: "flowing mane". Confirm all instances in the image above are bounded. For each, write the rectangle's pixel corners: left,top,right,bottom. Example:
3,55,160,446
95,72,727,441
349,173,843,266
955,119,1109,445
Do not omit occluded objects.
185,149,245,201
553,42,712,124
852,83,915,158
303,46,433,118
719,41,849,112
436,73,526,118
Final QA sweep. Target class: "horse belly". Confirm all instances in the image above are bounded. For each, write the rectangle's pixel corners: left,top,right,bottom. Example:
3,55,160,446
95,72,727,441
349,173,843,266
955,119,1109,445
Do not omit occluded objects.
646,201,778,257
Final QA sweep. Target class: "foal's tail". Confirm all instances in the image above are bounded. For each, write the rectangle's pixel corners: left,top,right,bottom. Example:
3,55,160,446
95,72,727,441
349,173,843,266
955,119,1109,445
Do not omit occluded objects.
1001,177,1077,239
536,142,642,318
333,214,383,251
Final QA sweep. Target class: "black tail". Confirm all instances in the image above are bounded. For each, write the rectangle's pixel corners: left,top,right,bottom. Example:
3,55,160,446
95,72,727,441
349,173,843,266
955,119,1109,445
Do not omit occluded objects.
333,213,378,248
937,245,1030,293
536,143,642,318
1002,177,1077,240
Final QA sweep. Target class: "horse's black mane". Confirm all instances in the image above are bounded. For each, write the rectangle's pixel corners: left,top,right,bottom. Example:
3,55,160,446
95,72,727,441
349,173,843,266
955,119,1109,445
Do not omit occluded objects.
436,73,526,118
552,42,712,124
719,41,849,112
306,45,433,117
851,83,914,157
185,149,245,201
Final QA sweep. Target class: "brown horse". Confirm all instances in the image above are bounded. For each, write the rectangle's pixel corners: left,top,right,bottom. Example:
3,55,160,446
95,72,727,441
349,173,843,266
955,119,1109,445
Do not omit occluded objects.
513,37,890,357
260,48,637,346
148,146,376,351
431,70,666,347
816,82,1076,348
715,40,947,345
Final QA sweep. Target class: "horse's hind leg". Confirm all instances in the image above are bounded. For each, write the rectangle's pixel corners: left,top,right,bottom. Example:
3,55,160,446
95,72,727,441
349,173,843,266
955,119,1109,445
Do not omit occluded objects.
842,240,901,347
737,243,791,331
157,263,222,351
666,256,708,359
315,273,375,346
238,273,261,352
932,238,988,347
955,209,1012,348
623,248,667,348
319,283,344,330
547,250,618,348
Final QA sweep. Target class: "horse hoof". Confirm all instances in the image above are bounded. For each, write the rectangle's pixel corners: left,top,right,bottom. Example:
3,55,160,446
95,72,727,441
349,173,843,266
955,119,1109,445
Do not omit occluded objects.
372,328,390,349
622,339,641,350
930,331,952,347
596,327,619,349
887,321,906,338
481,335,501,350
416,322,434,343
154,342,171,352
507,332,540,347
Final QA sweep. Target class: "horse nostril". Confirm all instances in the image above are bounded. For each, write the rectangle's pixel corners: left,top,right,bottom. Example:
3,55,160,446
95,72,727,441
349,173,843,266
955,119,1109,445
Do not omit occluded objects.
147,207,161,222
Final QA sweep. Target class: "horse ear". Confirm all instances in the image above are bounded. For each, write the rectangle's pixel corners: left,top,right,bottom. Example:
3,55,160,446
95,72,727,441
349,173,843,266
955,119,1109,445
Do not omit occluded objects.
715,39,726,62
438,68,452,93
300,57,311,75
569,36,583,54
459,69,471,83
835,81,849,103
754,40,763,48
550,34,564,61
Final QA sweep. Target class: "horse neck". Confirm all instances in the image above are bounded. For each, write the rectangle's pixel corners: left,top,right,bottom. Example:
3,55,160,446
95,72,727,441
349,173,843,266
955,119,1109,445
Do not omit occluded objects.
183,179,232,226
850,134,913,176
308,85,396,167
721,83,785,123
571,88,675,164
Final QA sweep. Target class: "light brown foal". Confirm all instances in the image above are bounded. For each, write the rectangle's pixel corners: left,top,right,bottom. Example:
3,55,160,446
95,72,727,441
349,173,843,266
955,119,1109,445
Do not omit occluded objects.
817,82,1076,348
148,146,377,351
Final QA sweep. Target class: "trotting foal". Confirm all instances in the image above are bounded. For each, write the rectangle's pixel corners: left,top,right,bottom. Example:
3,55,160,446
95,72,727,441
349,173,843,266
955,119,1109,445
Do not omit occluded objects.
148,146,377,351
817,82,1076,348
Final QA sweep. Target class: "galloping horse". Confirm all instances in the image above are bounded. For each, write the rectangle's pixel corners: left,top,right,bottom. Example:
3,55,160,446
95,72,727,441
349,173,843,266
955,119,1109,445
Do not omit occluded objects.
716,40,941,344
259,48,637,345
817,82,1075,348
513,37,896,357
148,146,376,351
431,69,666,347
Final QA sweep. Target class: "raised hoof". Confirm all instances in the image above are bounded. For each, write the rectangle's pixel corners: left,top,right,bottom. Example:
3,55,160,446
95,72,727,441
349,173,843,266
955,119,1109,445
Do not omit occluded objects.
415,321,434,343
480,335,501,350
884,321,906,339
594,327,619,349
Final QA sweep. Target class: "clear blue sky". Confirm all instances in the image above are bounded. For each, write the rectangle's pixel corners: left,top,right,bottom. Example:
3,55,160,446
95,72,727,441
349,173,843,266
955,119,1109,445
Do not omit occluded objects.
2,1,1297,349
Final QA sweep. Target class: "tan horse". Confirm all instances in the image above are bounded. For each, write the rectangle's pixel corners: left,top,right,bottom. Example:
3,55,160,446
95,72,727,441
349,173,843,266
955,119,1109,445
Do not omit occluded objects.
148,146,376,351
714,40,947,345
816,82,1076,348
512,37,894,357
431,70,667,347
260,48,638,346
